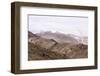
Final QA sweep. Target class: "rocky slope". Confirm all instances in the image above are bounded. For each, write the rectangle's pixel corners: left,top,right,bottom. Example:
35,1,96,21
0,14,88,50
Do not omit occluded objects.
28,31,88,60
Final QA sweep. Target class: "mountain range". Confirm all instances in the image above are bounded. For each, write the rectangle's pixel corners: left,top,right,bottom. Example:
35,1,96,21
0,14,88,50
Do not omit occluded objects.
28,31,88,60
36,31,87,44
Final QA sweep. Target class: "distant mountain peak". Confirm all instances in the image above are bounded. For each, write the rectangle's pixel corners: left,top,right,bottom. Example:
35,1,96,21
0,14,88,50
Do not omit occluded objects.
28,31,40,38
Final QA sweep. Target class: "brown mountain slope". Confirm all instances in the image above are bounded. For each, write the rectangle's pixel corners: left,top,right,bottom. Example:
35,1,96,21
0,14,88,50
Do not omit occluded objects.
50,43,88,59
28,31,88,60
28,42,69,60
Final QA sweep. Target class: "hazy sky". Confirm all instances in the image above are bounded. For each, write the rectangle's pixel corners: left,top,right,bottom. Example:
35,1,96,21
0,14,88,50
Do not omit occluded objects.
28,15,88,36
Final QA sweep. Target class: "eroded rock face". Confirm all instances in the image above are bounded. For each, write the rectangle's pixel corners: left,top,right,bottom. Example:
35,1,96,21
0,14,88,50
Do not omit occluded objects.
28,31,88,60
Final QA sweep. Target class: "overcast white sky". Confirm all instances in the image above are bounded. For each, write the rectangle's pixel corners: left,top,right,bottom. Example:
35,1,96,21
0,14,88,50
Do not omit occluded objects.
28,15,88,36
